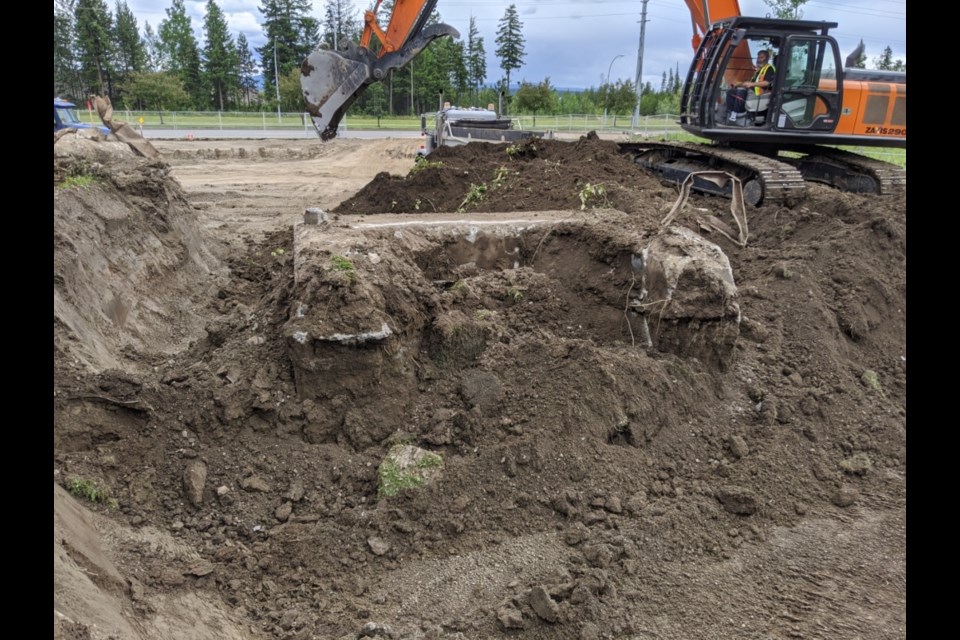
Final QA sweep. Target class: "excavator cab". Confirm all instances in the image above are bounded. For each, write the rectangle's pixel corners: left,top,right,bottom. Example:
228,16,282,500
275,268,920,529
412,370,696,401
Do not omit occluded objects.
681,17,844,142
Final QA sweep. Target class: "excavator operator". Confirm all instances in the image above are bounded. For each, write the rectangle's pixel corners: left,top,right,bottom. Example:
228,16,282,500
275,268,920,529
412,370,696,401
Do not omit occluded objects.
725,49,776,122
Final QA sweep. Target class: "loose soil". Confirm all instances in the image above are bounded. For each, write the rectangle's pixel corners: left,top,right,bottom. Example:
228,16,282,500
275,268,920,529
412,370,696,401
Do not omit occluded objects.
53,133,906,640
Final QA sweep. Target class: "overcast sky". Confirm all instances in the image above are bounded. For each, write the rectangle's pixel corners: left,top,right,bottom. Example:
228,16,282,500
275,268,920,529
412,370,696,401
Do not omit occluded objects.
124,0,907,90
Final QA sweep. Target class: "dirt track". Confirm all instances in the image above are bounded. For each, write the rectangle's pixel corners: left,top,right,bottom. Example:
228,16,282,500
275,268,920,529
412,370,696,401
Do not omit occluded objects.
54,134,906,640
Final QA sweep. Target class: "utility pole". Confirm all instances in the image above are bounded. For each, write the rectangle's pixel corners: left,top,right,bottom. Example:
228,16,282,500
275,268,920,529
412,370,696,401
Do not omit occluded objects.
274,38,281,122
631,0,650,129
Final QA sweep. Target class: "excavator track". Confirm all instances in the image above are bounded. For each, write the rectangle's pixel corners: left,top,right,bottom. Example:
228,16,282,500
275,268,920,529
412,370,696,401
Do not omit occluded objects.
785,146,906,196
618,141,806,207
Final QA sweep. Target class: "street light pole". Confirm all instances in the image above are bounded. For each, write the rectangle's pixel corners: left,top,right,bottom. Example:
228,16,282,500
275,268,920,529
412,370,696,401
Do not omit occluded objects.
603,54,624,129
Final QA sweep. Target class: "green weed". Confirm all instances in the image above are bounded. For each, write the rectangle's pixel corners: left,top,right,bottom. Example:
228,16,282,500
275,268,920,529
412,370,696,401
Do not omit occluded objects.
578,182,608,210
67,478,118,508
506,286,523,303
458,183,488,212
410,158,444,175
492,165,512,187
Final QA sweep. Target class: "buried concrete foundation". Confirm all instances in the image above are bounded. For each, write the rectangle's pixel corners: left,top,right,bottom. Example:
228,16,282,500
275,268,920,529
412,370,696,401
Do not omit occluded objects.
284,211,740,444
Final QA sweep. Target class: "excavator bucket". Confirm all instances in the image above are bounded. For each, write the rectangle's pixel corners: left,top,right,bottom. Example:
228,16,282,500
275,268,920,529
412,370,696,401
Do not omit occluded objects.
301,45,375,141
301,22,459,141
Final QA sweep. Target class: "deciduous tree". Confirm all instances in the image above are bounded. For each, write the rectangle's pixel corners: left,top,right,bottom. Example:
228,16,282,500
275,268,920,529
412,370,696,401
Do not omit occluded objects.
762,0,808,19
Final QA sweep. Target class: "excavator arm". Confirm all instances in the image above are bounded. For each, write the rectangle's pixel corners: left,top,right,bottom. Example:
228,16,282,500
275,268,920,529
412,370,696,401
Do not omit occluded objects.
301,0,458,140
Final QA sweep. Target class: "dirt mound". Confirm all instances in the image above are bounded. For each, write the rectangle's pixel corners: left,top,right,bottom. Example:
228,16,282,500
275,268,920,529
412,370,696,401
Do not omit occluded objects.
53,137,906,639
54,137,225,374
335,133,680,217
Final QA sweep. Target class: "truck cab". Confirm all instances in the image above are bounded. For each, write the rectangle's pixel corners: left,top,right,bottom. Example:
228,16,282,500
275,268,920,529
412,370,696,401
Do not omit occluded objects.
418,105,550,157
55,98,110,136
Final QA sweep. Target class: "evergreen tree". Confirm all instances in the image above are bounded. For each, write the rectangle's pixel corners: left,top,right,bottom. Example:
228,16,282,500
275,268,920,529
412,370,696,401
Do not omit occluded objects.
450,40,470,104
202,0,237,110
235,33,259,107
259,0,321,94
495,4,525,92
143,21,163,71
113,1,146,77
159,0,204,105
608,79,638,115
466,16,486,104
54,0,81,99
321,0,360,51
75,0,115,97
873,45,906,71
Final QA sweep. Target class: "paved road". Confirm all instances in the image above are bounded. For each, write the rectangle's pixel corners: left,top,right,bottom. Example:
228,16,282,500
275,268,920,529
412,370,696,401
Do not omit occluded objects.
141,128,422,140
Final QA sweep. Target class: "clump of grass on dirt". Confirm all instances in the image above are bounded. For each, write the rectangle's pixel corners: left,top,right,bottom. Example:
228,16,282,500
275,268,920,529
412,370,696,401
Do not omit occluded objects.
377,446,443,498
59,174,98,190
861,370,884,396
66,478,118,508
505,286,523,303
329,254,357,282
56,160,102,190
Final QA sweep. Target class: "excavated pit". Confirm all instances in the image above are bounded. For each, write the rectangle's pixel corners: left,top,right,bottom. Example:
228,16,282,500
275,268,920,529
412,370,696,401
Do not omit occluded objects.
284,211,741,447
54,136,906,640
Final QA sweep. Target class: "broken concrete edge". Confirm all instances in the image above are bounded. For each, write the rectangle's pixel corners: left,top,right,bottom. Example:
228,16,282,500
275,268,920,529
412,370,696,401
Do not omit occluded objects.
290,322,393,345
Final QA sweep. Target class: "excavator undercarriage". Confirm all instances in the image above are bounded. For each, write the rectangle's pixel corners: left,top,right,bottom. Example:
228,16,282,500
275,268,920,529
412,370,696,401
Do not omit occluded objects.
620,141,905,206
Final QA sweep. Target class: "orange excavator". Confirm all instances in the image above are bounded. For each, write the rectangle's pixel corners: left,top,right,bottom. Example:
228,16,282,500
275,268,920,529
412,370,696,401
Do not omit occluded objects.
619,0,906,204
301,0,905,204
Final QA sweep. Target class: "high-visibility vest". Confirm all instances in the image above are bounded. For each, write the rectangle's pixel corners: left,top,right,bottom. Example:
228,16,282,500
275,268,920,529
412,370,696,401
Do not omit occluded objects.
753,63,775,95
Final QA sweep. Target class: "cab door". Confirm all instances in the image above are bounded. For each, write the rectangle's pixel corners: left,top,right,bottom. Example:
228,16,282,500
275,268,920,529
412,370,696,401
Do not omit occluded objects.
774,36,843,132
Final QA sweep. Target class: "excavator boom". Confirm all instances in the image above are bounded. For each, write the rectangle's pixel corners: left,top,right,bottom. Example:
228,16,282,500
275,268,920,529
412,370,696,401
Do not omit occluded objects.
683,0,742,51
301,0,457,140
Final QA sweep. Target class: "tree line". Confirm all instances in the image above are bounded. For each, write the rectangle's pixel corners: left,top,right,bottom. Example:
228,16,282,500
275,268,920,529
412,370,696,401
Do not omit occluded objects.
52,0,696,118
